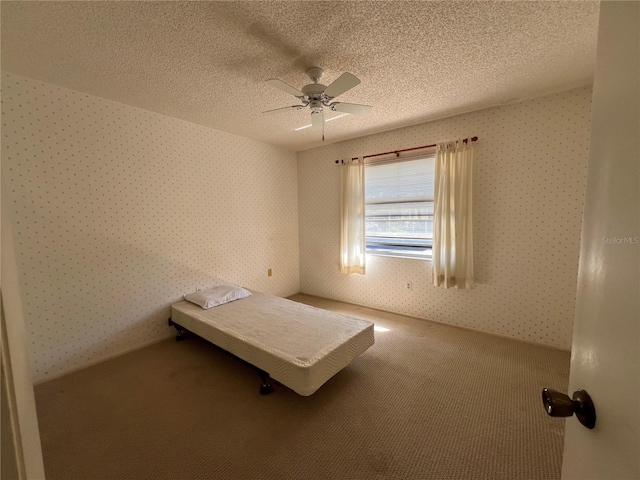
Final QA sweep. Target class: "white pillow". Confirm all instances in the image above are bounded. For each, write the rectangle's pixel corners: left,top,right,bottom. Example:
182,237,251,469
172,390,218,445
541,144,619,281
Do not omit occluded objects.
184,285,251,309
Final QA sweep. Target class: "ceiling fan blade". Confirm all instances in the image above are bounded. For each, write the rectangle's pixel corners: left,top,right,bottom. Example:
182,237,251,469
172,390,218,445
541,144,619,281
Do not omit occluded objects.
324,72,361,98
263,105,303,115
311,110,324,129
331,102,373,116
266,79,304,97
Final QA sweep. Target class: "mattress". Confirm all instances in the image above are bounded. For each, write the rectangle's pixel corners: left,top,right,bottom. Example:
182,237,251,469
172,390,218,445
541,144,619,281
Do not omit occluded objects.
170,291,374,396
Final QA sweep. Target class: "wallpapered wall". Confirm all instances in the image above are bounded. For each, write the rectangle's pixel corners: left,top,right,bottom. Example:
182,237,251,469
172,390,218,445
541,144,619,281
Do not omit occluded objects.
297,88,592,350
2,73,300,382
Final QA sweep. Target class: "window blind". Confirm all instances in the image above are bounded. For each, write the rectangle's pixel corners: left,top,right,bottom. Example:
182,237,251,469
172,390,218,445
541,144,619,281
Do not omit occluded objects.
364,155,435,251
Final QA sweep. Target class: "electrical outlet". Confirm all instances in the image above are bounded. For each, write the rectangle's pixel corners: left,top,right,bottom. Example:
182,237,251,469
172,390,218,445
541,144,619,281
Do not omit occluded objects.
405,282,412,290
268,268,272,277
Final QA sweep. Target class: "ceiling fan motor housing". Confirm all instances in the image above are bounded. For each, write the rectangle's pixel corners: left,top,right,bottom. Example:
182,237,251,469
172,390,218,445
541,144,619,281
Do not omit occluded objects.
301,83,327,96
302,83,330,112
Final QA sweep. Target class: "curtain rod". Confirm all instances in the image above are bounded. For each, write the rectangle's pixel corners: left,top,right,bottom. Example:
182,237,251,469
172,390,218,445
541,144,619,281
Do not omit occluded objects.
334,136,478,164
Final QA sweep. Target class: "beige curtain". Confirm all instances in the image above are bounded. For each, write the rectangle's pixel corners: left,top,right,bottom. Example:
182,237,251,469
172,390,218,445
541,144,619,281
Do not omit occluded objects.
340,159,366,275
432,141,474,288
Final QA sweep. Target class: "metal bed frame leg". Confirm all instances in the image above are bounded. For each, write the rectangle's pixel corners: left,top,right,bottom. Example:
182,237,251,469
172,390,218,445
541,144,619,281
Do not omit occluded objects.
169,317,271,395
257,369,272,395
168,318,186,342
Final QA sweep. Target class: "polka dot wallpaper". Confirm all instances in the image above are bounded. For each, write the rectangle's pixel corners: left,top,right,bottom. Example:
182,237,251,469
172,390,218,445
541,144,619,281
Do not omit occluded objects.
2,73,300,382
297,87,592,350
3,70,590,381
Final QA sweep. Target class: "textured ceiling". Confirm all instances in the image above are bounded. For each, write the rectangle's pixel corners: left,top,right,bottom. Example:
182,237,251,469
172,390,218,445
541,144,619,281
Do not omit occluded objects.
2,1,599,151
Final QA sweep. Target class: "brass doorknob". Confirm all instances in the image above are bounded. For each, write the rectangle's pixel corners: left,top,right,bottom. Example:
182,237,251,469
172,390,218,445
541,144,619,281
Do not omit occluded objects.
541,388,596,429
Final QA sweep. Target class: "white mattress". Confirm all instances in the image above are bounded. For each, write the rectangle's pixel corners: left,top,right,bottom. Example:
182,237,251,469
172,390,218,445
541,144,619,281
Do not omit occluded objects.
170,292,375,396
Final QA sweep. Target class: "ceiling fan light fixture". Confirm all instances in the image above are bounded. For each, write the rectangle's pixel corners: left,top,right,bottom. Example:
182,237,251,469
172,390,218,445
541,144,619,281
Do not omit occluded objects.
309,100,323,113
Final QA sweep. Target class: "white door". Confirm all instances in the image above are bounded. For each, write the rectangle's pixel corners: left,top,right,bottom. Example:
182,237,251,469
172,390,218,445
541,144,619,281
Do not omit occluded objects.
560,2,639,479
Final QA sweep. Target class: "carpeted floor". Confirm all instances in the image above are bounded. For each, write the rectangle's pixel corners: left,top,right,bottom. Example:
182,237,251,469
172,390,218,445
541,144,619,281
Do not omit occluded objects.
34,294,570,479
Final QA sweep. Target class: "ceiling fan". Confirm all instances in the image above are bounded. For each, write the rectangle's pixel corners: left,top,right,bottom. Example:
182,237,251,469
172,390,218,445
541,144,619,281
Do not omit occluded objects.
263,67,372,139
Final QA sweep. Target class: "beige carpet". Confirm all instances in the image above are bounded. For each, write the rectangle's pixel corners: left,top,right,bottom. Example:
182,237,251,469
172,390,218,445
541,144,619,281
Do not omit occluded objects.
34,294,570,479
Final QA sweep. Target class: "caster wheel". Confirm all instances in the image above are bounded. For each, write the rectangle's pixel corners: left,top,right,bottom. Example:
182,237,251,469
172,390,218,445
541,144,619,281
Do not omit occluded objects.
260,384,271,395
176,334,185,342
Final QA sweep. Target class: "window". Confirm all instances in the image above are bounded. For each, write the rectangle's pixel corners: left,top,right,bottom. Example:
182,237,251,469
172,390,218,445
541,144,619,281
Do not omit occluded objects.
364,154,435,259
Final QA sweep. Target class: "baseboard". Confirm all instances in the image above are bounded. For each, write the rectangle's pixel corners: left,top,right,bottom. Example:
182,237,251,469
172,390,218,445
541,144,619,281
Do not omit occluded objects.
294,292,571,353
32,334,174,386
